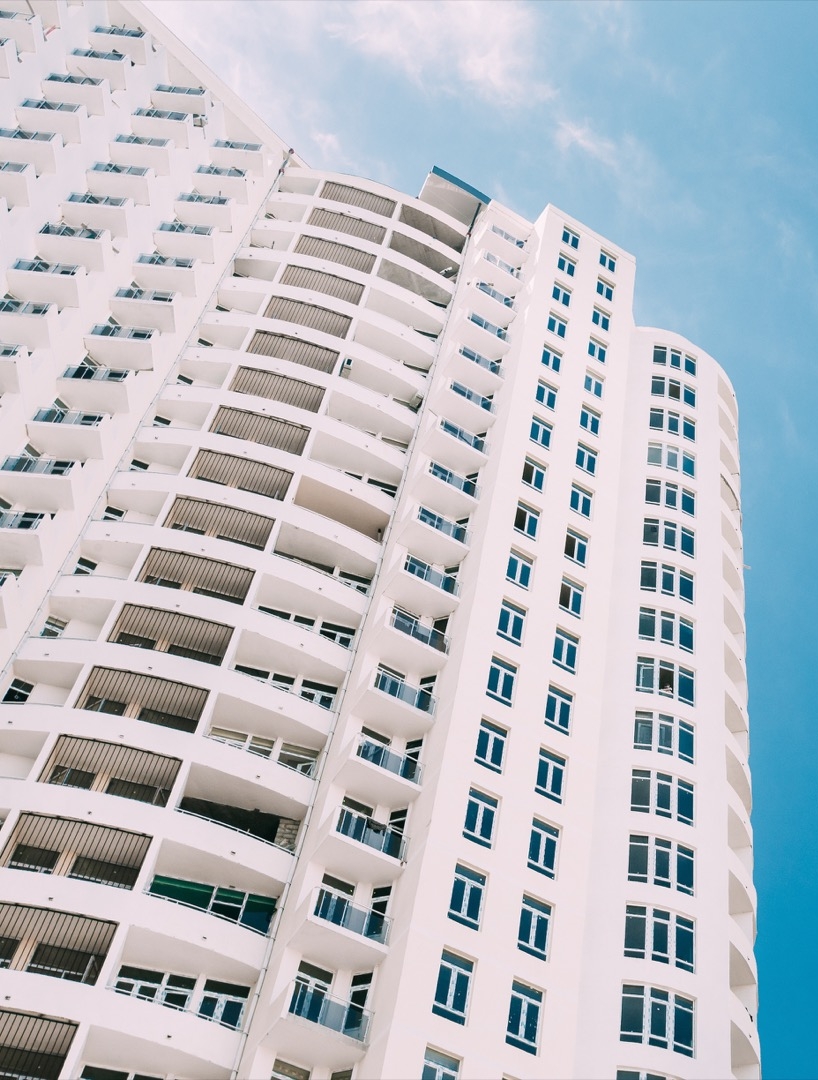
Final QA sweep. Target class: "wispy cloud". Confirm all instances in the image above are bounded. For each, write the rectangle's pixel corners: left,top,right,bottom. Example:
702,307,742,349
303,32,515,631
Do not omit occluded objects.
328,0,553,108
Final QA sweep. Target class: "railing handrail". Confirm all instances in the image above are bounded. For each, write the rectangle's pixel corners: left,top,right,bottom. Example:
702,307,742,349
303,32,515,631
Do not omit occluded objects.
107,982,246,1030
312,885,392,942
373,669,435,714
1,455,75,475
143,881,271,935
403,555,459,595
356,734,422,784
174,806,296,855
336,806,407,860
390,609,448,653
288,980,372,1042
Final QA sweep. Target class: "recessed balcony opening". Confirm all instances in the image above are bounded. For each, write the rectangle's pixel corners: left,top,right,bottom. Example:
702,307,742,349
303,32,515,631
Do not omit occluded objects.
77,667,209,735
0,1010,77,1080
0,903,116,984
39,735,181,807
179,764,304,849
397,204,465,253
107,603,233,667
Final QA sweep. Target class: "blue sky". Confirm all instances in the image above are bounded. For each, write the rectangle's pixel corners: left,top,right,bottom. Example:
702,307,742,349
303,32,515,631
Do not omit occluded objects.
147,2,817,1073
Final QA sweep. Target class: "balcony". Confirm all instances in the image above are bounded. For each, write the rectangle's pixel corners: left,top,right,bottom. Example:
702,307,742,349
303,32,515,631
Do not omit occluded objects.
132,107,195,148
176,795,300,854
43,72,111,116
431,418,487,472
0,456,79,511
402,505,469,565
85,324,157,370
27,406,110,459
111,287,178,332
335,733,423,809
134,252,200,297
16,98,88,144
211,139,266,176
0,10,42,53
62,191,133,237
416,461,478,520
0,297,58,349
0,510,50,564
0,902,116,985
386,554,459,619
38,222,113,273
58,362,132,412
289,981,371,1042
87,160,154,204
290,886,389,969
7,258,87,308
0,1010,77,1080
0,160,34,207
88,25,148,63
110,132,172,174
0,127,59,173
268,980,371,1068
194,164,249,202
152,83,209,114
355,667,436,736
155,220,215,262
386,609,448,672
67,48,132,89
146,875,277,934
175,191,235,231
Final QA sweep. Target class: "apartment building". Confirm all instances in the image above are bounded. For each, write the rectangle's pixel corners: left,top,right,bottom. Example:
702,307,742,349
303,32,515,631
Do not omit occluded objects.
0,2,757,1078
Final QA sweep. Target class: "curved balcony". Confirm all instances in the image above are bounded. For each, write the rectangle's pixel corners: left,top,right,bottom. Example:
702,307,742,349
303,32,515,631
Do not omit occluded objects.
355,668,436,738
415,461,478,519
458,310,510,361
424,417,487,474
382,553,460,621
313,804,407,887
437,379,496,433
377,608,449,674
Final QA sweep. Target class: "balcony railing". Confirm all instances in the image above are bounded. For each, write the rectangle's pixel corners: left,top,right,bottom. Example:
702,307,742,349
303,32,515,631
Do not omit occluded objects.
374,669,435,715
13,258,78,275
490,223,525,247
450,381,493,412
288,982,371,1043
313,886,390,944
22,99,79,114
176,797,299,852
459,345,502,375
403,555,459,594
32,407,103,426
417,506,468,544
178,191,229,205
1,456,74,475
0,511,44,530
146,875,277,934
469,312,507,340
484,250,520,278
115,287,174,302
41,222,101,239
135,107,188,121
137,252,194,268
0,299,50,315
62,362,128,382
90,324,154,340
356,735,422,784
390,609,448,653
428,462,477,498
336,808,406,860
439,419,486,452
476,281,514,307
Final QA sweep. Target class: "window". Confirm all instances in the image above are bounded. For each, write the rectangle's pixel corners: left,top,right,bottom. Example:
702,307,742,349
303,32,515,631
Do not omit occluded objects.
518,895,551,959
547,312,567,338
423,1048,461,1080
514,502,539,539
651,376,696,408
635,657,695,705
596,278,614,301
102,505,125,521
638,609,694,652
528,819,559,877
628,834,694,894
620,984,694,1057
645,479,695,516
552,283,571,307
498,600,526,644
522,458,546,492
580,406,601,436
507,550,533,589
634,711,695,763
615,1072,670,1080
487,657,517,705
557,253,576,277
559,578,584,618
624,905,695,972
564,529,588,566
653,345,697,376
2,678,33,703
40,616,67,638
541,346,562,372
643,518,695,558
575,443,597,475
529,416,552,449
640,562,694,603
570,484,592,519
449,864,486,929
73,557,97,576
600,250,617,272
631,770,694,825
592,307,610,331
587,338,607,363
553,629,578,672
464,789,498,847
507,981,542,1054
536,381,557,410
475,719,507,772
433,951,473,1024
562,226,580,249
584,372,603,397
536,749,566,803
545,685,573,733
647,443,695,477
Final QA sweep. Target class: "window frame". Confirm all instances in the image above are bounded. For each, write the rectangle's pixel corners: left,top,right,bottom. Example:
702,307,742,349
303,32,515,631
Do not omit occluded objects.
463,788,499,848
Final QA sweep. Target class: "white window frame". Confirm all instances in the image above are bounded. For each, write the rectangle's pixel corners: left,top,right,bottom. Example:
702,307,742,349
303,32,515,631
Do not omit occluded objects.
541,346,562,372
528,818,559,878
536,380,557,410
633,710,695,763
552,283,571,306
557,252,576,277
498,599,526,644
545,685,573,734
522,457,546,492
529,416,552,449
584,371,604,397
507,550,533,589
536,748,566,803
624,905,695,972
627,834,695,894
463,788,498,848
559,578,584,618
570,483,592,519
475,718,507,772
579,405,601,436
518,895,551,960
565,528,588,566
487,656,517,704
547,312,567,338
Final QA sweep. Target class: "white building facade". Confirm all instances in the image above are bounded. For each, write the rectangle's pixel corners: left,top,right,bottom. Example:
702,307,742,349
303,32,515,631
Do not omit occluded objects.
0,3,757,1079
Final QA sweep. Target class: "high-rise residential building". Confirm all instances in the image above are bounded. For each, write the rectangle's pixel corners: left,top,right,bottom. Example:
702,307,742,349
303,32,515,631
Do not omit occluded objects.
0,2,757,1079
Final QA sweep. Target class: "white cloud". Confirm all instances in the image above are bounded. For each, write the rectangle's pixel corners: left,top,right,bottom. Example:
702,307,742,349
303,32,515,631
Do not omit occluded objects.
327,0,553,108
555,120,619,168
